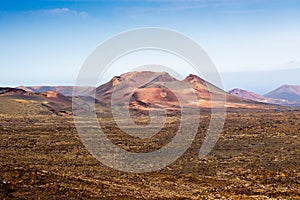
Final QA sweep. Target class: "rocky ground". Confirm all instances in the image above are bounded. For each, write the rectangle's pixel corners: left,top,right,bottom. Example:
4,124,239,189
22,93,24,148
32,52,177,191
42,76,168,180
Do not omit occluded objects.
0,101,299,199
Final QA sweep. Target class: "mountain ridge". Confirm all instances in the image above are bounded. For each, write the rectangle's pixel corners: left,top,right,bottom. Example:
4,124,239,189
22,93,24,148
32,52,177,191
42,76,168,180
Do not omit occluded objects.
264,84,300,103
228,88,295,106
95,71,277,110
2,71,298,111
17,86,95,97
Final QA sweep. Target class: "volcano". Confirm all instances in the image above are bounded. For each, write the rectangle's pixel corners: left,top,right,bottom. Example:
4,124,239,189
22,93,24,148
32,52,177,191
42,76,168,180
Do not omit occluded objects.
95,71,272,110
264,84,300,105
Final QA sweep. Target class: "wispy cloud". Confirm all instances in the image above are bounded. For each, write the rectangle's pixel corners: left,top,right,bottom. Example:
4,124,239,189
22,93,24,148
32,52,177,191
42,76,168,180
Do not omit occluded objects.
112,0,239,17
222,9,265,14
111,0,283,20
113,0,262,14
28,8,88,17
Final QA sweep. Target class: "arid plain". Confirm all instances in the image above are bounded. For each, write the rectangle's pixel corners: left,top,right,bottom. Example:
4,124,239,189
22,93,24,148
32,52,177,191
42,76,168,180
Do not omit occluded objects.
0,72,299,199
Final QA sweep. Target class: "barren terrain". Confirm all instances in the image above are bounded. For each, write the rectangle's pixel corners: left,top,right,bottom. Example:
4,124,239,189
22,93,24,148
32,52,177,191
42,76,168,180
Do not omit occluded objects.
0,95,299,199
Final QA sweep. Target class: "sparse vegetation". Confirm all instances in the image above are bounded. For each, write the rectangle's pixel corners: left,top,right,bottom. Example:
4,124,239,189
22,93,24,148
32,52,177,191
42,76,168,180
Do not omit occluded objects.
0,98,299,199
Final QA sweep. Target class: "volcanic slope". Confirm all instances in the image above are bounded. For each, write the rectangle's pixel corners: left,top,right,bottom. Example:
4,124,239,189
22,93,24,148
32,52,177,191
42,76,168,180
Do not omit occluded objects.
96,71,277,110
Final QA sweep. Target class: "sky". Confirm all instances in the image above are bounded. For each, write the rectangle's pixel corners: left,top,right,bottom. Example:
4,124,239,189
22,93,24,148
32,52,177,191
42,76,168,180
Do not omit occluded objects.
1,0,300,94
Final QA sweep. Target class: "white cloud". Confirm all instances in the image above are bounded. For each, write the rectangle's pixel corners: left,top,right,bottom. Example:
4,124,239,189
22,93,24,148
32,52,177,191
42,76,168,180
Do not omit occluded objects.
29,8,88,17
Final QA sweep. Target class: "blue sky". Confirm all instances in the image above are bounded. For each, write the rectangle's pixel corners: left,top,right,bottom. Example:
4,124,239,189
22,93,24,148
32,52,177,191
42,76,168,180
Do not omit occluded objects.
1,0,300,93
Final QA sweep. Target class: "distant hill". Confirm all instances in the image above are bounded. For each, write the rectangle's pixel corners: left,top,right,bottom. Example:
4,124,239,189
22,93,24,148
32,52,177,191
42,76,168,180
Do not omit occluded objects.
2,71,291,114
264,85,300,104
228,88,294,106
17,86,95,96
0,87,28,96
0,87,72,116
0,87,109,117
95,71,276,110
221,68,300,94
